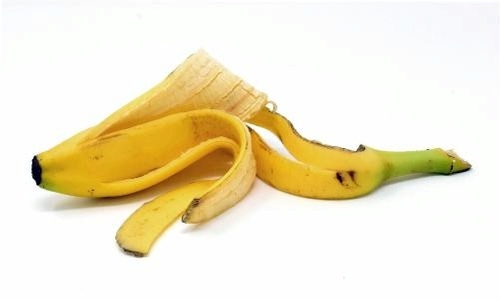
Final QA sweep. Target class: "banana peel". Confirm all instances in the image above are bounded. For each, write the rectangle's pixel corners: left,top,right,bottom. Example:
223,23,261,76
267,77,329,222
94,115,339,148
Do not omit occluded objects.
32,50,471,256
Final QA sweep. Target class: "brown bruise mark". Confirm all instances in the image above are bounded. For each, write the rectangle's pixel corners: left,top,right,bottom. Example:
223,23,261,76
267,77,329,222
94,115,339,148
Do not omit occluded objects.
190,198,201,208
181,198,200,223
347,170,358,185
335,172,345,185
335,171,359,188
91,154,103,160
120,246,146,258
356,145,366,152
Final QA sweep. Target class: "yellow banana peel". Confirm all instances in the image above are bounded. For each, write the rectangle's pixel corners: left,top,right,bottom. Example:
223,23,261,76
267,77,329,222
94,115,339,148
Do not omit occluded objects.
32,50,471,256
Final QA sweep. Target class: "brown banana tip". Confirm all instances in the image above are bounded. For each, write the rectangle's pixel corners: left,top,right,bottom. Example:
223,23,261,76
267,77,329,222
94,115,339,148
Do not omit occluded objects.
181,198,200,223
116,238,147,257
31,155,42,185
121,248,147,257
181,213,190,223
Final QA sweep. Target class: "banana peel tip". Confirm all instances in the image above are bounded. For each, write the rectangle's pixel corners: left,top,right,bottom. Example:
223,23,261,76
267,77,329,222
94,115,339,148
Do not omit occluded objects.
446,149,472,174
31,155,42,185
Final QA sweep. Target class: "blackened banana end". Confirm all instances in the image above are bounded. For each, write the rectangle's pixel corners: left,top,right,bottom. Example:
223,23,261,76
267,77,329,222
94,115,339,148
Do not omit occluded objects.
31,155,42,185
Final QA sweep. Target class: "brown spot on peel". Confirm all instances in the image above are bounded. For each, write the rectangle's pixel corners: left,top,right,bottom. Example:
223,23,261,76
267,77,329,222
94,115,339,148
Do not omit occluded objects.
182,198,200,223
347,170,358,185
335,172,345,185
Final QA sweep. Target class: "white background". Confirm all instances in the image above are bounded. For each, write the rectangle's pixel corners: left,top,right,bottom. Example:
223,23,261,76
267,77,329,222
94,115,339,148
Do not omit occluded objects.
2,2,499,300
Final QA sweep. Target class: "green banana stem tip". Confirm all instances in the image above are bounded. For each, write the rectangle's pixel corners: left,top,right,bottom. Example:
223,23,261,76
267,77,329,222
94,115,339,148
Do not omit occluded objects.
375,147,471,180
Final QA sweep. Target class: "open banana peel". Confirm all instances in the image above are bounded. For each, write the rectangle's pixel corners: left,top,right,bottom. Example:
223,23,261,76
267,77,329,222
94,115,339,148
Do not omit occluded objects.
32,50,471,256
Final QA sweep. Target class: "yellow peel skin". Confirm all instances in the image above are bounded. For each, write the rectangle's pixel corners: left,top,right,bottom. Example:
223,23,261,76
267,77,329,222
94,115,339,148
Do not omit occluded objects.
36,109,256,225
31,50,471,256
116,180,215,257
248,107,471,198
249,127,385,199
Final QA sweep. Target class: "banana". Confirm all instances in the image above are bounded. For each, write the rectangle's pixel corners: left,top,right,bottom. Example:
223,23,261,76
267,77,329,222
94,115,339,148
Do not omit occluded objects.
31,49,471,256
34,109,256,225
32,50,266,256
248,106,471,199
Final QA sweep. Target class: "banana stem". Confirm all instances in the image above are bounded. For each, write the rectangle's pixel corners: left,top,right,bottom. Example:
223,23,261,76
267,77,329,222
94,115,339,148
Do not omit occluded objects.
375,148,471,180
